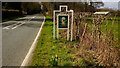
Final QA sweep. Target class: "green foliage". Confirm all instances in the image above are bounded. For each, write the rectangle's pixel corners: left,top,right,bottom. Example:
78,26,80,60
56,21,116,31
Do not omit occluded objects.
49,55,58,66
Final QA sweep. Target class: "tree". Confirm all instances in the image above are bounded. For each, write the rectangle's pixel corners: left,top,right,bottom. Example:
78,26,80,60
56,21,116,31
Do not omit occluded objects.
41,1,103,16
3,2,22,10
21,2,41,14
2,2,41,15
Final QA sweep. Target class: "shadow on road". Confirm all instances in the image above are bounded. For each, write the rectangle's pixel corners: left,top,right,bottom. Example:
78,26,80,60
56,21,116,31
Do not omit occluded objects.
30,18,44,22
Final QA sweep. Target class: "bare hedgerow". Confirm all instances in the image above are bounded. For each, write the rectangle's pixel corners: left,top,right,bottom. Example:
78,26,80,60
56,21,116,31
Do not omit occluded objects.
72,12,120,67
73,12,92,41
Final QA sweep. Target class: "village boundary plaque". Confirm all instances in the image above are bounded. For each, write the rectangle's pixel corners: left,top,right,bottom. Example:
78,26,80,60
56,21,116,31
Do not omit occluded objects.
53,5,73,41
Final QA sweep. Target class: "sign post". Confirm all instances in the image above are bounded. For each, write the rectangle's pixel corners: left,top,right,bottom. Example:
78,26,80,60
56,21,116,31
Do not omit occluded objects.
53,5,73,41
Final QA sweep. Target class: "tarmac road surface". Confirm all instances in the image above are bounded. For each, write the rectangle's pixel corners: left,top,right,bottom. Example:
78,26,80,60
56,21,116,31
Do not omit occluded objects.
2,14,45,66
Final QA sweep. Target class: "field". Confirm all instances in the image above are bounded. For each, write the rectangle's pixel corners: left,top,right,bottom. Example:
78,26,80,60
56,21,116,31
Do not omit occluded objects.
87,16,119,47
30,15,120,66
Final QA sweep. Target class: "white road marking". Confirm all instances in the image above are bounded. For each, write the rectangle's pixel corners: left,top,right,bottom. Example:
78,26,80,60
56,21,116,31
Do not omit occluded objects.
32,16,35,18
2,22,20,29
12,16,36,29
3,16,36,30
11,22,25,29
2,27,9,29
20,16,46,66
27,16,36,22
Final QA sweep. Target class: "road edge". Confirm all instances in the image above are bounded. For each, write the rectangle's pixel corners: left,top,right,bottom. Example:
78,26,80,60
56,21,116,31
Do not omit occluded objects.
20,15,46,67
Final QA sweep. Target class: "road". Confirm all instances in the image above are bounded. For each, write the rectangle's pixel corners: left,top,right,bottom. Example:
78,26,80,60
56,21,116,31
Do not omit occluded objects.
2,14,45,66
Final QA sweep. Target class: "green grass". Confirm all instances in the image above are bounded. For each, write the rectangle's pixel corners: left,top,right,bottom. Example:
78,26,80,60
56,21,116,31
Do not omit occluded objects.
87,17,119,48
101,20,118,38
87,17,119,38
30,16,76,66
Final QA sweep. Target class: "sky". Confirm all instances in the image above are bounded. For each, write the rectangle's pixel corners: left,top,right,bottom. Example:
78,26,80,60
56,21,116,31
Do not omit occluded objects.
102,0,120,10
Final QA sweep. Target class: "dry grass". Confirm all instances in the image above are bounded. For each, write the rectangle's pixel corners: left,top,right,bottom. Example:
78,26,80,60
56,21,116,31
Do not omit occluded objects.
70,12,120,67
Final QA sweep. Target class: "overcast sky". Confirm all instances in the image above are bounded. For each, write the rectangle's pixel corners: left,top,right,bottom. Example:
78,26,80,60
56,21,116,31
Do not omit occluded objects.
102,0,120,10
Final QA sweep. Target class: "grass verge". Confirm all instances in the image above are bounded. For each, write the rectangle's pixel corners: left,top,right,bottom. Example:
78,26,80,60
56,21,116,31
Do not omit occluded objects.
30,16,78,66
